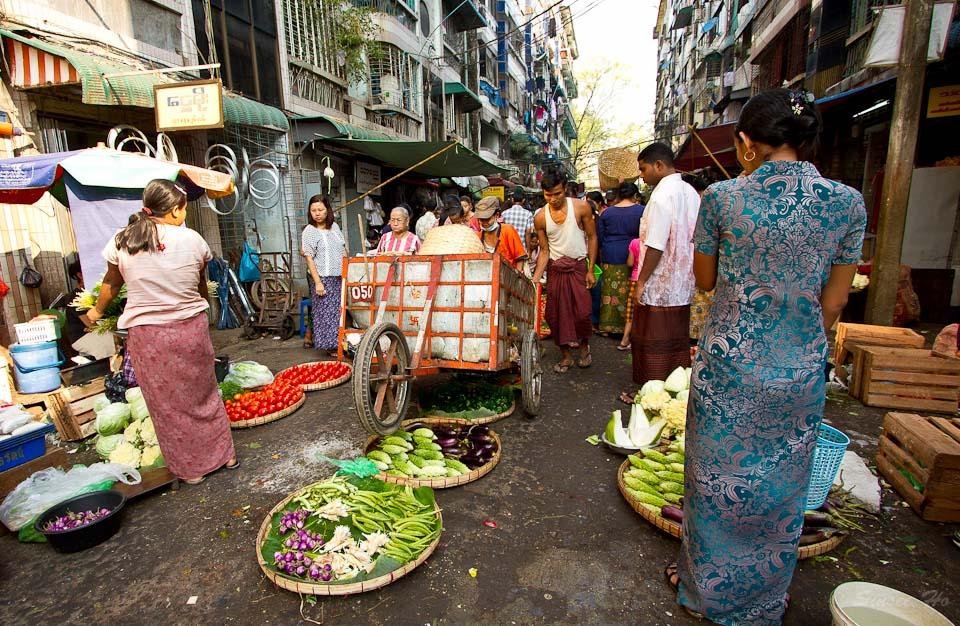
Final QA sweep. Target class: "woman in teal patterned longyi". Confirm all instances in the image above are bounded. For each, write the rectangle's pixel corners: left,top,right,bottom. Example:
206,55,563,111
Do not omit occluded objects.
666,89,867,624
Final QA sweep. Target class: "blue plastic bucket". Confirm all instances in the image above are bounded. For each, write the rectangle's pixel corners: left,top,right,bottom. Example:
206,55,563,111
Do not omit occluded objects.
10,341,64,393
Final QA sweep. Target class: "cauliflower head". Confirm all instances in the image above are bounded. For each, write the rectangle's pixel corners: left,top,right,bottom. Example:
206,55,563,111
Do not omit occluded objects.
139,418,158,447
123,419,142,447
639,390,671,412
660,398,688,434
139,445,165,469
108,441,142,468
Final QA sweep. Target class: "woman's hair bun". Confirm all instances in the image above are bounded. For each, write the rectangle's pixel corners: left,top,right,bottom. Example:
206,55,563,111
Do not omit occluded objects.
736,88,822,158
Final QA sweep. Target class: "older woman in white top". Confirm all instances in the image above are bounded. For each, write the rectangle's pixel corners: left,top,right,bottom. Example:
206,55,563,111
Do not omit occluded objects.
302,194,347,353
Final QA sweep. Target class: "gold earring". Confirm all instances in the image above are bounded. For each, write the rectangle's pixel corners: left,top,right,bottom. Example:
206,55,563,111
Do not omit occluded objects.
744,149,756,162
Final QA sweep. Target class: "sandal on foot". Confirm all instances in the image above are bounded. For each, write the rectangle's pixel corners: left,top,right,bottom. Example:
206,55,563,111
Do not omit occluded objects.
225,458,240,470
616,343,631,351
618,391,634,404
185,476,206,485
553,361,572,374
665,564,705,620
576,349,592,368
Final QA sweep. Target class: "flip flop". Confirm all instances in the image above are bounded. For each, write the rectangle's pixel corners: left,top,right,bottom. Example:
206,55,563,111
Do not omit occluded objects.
553,361,572,374
225,458,240,470
185,476,206,485
616,343,631,351
618,391,634,404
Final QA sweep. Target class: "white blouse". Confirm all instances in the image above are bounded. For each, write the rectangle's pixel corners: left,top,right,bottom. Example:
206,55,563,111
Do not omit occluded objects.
302,223,346,277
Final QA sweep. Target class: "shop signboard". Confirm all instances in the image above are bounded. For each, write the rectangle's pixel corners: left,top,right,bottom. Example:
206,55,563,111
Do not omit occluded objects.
481,185,505,201
356,161,382,194
927,85,960,119
154,79,225,131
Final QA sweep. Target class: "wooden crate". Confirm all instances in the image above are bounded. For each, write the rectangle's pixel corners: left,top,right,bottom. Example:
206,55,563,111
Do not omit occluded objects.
47,376,107,441
833,323,925,366
846,345,868,399
876,412,960,522
859,347,960,414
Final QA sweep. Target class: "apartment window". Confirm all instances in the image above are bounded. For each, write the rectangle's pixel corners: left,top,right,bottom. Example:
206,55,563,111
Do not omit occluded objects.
369,43,422,117
193,0,282,106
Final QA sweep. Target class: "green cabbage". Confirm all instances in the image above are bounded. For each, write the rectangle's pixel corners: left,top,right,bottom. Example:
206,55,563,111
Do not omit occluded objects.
93,396,111,413
95,434,126,460
637,379,666,399
129,398,149,421
224,361,274,388
124,387,143,404
95,402,132,436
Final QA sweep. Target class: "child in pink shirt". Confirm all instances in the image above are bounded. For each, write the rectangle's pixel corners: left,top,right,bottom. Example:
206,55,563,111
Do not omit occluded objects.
619,238,644,350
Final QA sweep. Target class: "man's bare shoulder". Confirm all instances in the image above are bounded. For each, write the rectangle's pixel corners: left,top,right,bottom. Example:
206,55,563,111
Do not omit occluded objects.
533,208,547,229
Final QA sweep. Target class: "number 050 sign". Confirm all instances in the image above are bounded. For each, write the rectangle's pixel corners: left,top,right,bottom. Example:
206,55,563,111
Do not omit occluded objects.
351,285,374,302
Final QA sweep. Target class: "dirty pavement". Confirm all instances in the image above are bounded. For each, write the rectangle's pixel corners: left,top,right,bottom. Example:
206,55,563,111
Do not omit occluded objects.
1,332,958,625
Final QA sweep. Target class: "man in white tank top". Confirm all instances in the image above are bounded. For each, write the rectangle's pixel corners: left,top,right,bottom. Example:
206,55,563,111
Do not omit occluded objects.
531,170,598,373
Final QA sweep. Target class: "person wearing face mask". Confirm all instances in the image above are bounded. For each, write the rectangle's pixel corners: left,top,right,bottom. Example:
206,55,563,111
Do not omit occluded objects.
473,196,527,271
84,179,237,486
666,89,866,624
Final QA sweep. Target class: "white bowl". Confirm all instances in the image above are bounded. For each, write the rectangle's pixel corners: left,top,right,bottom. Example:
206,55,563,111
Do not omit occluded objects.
600,433,656,455
830,582,955,626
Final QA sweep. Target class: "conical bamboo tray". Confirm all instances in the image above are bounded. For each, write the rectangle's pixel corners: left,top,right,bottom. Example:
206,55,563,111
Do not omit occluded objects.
617,460,846,560
256,487,442,596
365,417,501,488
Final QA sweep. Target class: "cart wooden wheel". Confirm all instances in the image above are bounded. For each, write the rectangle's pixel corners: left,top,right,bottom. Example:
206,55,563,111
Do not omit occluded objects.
279,315,296,340
353,322,412,435
520,329,542,416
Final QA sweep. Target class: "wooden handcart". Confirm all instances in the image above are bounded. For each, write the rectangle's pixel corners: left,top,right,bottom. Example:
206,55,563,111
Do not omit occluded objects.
338,254,543,434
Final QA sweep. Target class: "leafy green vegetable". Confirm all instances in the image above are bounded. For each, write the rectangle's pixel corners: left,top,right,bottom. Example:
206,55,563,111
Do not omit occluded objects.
421,381,514,417
218,381,243,401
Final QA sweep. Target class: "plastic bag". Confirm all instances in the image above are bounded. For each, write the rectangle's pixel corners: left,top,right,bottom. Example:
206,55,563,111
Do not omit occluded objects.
224,361,274,388
0,463,141,531
238,241,261,283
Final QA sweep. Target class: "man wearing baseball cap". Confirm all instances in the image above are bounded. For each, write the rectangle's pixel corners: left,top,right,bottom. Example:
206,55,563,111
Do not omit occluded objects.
474,196,527,271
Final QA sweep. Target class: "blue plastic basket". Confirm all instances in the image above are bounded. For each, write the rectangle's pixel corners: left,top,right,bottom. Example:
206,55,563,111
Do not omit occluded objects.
0,422,54,472
805,423,851,510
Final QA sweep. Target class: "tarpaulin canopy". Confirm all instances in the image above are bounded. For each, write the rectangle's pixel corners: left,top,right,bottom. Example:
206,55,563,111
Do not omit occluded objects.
329,139,508,177
674,122,738,173
0,147,234,205
0,148,235,281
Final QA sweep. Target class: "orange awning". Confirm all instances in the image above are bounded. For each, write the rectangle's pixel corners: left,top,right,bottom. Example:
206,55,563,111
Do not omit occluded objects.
675,122,738,174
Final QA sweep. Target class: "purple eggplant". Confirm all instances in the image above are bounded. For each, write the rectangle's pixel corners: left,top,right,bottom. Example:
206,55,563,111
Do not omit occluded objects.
803,510,834,527
433,427,459,438
661,505,684,524
436,437,459,448
799,528,843,545
467,424,491,435
405,422,425,432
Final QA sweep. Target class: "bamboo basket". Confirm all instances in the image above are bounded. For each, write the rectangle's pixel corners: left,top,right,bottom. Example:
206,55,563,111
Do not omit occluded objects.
419,224,485,255
256,490,442,596
276,362,353,392
229,395,305,429
598,147,640,191
617,460,846,559
419,400,516,425
366,417,502,488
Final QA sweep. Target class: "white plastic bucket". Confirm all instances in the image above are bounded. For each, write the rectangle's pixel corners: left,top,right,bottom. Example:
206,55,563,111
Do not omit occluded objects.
10,341,64,393
830,582,955,626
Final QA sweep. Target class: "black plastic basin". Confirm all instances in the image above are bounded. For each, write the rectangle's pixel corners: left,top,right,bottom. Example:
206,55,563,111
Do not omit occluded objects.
34,490,126,553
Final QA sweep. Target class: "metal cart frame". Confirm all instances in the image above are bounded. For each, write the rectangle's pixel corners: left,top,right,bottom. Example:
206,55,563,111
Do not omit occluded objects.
338,254,543,434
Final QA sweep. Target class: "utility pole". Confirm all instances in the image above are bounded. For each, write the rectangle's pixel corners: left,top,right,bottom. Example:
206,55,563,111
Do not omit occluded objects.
866,0,935,324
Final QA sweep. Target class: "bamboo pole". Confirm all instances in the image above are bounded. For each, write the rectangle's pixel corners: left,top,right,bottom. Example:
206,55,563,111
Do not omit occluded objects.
690,126,732,179
866,0,935,325
334,141,461,215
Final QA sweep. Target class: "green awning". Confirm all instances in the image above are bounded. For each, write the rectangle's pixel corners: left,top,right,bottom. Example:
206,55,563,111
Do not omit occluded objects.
435,81,482,113
0,29,288,131
221,94,289,131
290,114,393,142
330,139,508,177
445,0,486,32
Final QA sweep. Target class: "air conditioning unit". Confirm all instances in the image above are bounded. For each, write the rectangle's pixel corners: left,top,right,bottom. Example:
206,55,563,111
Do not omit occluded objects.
379,74,401,107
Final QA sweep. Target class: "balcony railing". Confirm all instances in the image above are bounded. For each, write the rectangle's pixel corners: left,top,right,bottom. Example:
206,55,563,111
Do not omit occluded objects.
351,0,417,32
